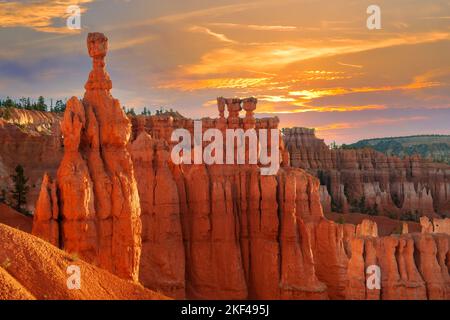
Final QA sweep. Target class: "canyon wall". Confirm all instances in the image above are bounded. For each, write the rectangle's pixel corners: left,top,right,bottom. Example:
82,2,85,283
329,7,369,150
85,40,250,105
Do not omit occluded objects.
0,109,63,211
283,127,450,218
30,33,450,300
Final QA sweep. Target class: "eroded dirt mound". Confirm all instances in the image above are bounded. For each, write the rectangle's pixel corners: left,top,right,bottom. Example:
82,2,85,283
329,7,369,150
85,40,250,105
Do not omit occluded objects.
0,203,32,233
0,267,35,300
0,223,167,300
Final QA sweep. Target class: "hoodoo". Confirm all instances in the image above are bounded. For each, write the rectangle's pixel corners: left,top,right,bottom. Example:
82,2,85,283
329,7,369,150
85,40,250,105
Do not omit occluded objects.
33,33,142,281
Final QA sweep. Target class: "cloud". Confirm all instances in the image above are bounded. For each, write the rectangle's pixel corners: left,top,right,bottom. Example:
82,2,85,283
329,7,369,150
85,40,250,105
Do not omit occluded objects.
189,26,236,44
316,116,430,132
159,77,271,91
109,35,156,51
209,23,297,31
0,0,94,33
255,103,386,114
337,62,363,69
177,32,450,76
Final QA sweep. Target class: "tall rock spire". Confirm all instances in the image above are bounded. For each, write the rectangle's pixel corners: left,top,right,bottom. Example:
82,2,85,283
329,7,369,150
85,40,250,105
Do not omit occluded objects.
33,33,142,281
85,32,112,91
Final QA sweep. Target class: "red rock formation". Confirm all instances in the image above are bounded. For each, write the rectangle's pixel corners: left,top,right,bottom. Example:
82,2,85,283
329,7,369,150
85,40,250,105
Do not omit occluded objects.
0,109,63,211
283,127,450,217
0,203,32,233
345,237,366,299
130,132,185,299
32,173,59,246
33,33,141,281
356,219,378,237
27,33,450,301
310,219,349,299
421,216,450,235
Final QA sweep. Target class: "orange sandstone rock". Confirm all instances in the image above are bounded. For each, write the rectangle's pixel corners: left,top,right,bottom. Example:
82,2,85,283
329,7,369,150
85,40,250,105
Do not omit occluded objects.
284,127,450,217
32,173,59,246
356,219,378,237
32,33,141,282
130,133,185,298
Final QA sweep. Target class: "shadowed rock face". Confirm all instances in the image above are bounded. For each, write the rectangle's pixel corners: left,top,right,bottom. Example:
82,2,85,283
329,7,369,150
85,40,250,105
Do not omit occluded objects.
283,127,450,217
31,33,450,300
0,109,63,211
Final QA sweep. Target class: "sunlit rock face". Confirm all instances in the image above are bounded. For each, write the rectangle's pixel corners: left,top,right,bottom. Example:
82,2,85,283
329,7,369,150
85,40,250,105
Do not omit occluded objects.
32,33,450,300
33,33,142,282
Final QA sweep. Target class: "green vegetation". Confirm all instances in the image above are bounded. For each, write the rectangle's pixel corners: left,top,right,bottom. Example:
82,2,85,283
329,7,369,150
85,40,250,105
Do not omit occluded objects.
387,212,398,220
347,135,450,165
10,165,30,215
123,106,185,119
391,225,402,235
0,189,6,204
0,96,66,116
348,195,379,215
400,210,420,222
331,198,343,213
123,107,137,116
141,107,152,116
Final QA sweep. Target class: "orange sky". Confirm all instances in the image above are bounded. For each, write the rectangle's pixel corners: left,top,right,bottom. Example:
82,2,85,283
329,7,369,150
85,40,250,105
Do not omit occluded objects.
1,0,449,143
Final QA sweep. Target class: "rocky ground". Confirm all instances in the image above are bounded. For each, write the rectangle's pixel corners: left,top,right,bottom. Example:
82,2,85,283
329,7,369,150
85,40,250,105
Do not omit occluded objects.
0,223,167,300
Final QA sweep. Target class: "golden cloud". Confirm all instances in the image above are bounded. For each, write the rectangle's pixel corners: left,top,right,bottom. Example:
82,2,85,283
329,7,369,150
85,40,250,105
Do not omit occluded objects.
209,23,297,31
316,116,429,132
158,77,272,91
176,31,450,78
189,26,237,44
0,0,94,33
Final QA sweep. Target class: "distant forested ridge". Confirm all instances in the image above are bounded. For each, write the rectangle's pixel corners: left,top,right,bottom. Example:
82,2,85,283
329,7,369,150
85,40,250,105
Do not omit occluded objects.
347,135,450,165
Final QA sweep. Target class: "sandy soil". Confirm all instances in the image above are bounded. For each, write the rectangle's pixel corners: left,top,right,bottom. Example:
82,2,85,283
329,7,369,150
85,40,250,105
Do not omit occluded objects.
0,203,32,233
0,223,168,300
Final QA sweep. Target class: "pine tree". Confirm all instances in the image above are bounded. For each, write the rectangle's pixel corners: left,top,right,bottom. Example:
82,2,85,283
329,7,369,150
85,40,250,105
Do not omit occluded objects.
10,165,29,214
37,96,47,111
55,100,66,113
0,188,7,204
4,96,14,108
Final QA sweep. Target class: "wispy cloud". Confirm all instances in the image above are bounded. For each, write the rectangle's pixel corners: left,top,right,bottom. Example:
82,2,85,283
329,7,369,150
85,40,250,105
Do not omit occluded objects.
316,116,430,132
159,77,270,90
189,26,236,44
337,62,363,69
209,23,297,31
177,32,450,76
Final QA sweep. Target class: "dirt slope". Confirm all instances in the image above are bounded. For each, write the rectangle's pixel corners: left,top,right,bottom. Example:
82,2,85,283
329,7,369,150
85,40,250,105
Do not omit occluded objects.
0,203,32,233
0,223,168,300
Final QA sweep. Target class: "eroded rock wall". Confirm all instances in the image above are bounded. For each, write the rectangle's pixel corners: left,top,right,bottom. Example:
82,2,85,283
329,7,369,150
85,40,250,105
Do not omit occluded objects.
283,127,450,217
0,109,63,211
